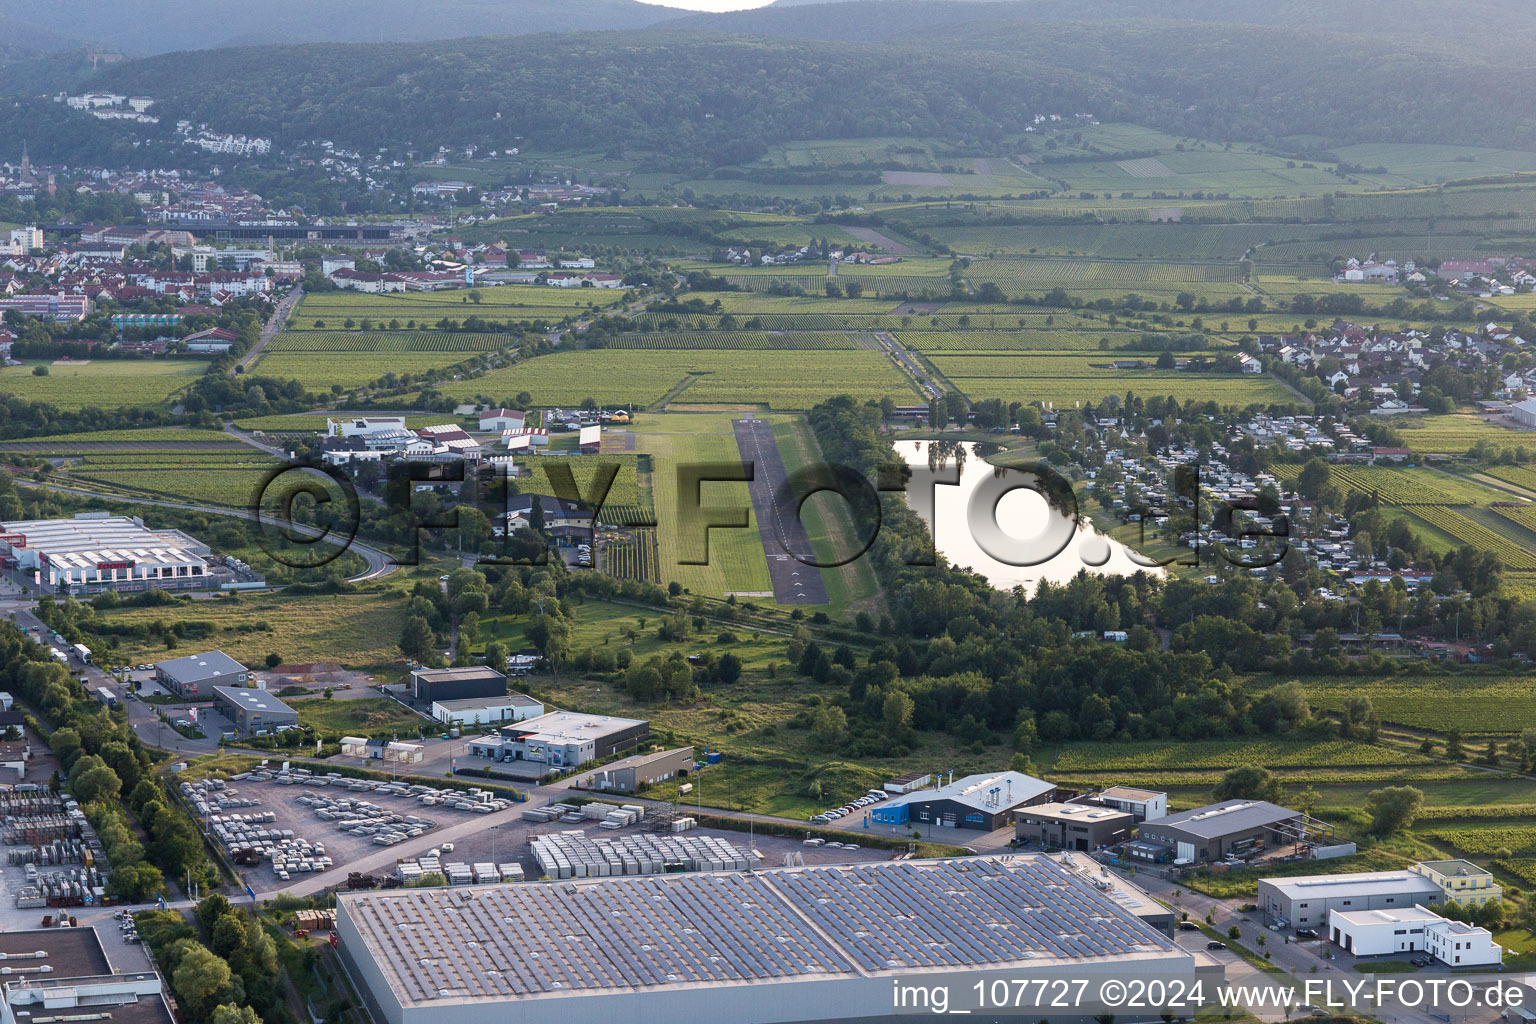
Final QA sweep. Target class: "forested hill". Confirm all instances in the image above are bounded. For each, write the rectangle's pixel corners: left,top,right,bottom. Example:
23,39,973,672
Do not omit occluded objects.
76,14,1536,165
0,0,684,55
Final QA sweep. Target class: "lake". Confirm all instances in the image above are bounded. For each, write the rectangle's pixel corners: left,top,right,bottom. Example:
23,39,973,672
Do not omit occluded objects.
897,439,1164,592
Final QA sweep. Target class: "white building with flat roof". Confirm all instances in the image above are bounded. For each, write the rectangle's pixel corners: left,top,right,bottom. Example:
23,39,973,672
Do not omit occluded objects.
1329,906,1501,966
432,694,544,726
0,513,213,595
465,710,648,767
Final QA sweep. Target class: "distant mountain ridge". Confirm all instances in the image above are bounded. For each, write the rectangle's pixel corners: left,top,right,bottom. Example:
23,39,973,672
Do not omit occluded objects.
0,0,689,56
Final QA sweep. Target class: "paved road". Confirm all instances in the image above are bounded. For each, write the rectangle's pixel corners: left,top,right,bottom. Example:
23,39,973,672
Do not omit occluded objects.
235,285,303,374
732,417,828,605
32,481,397,582
875,330,943,401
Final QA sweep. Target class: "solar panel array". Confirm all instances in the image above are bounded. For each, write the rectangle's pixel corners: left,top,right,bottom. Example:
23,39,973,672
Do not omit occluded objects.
348,872,853,1001
343,856,1180,1006
772,858,1172,971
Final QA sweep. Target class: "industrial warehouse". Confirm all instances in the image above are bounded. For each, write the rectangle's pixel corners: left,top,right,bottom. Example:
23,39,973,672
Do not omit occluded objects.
0,512,215,595
335,856,1199,1024
465,710,649,767
212,685,299,737
868,770,1056,831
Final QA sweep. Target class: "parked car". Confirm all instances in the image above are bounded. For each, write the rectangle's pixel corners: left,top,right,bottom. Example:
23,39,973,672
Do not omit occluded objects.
1295,928,1319,939
1178,922,1200,932
1206,941,1226,950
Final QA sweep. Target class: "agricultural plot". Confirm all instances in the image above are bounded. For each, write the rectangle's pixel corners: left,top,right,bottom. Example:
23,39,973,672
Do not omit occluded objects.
1432,828,1536,856
1330,467,1472,505
1043,148,1346,198
1296,676,1536,735
294,285,618,327
1390,415,1536,455
898,331,1132,352
265,331,510,352
69,468,276,509
253,352,480,389
1051,738,1431,773
436,350,919,410
1329,143,1536,189
640,426,774,599
1410,506,1536,569
517,455,645,511
1486,465,1536,492
722,274,955,299
0,360,205,409
603,529,659,583
966,258,1243,287
599,332,857,350
930,222,1293,259
927,352,1292,406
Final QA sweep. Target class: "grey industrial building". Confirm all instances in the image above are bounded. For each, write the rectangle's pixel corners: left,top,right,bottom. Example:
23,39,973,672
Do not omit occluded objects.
212,685,299,737
1014,802,1134,851
410,665,506,703
584,746,694,793
154,649,249,697
0,928,174,1024
1135,799,1309,864
336,856,1201,1024
1258,871,1444,930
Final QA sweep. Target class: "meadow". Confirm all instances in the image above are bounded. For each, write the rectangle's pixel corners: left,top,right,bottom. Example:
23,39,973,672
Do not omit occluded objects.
435,350,919,409
0,360,205,408
91,589,409,666
1390,414,1536,455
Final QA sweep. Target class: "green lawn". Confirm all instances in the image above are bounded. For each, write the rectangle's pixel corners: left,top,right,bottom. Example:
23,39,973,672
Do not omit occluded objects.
286,696,426,737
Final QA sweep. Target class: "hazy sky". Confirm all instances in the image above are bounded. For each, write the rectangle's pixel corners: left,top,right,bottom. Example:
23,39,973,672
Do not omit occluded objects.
637,0,776,10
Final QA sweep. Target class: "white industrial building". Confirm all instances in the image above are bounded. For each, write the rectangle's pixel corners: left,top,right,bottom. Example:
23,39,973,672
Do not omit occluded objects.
1328,906,1502,966
0,513,213,595
336,856,1201,1024
464,710,648,767
431,694,544,726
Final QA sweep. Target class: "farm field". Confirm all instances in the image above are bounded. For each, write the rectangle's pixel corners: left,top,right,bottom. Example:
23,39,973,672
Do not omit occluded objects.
1329,143,1536,188
517,455,645,512
962,257,1252,302
294,285,621,326
91,589,409,666
1408,506,1536,569
435,350,919,409
264,331,511,352
598,332,858,350
1388,414,1536,455
632,416,776,599
253,352,480,389
0,360,205,408
1040,148,1346,198
898,330,1138,352
1280,676,1536,735
930,222,1296,259
926,352,1293,405
67,467,279,508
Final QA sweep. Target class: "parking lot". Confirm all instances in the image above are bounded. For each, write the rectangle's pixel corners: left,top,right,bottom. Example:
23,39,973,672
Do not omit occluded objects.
183,764,524,887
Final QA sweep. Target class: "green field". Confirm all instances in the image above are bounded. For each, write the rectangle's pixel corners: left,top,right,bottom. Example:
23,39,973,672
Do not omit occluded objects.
1276,676,1536,735
254,352,483,389
436,350,919,409
927,352,1293,405
92,590,409,666
264,331,511,352
1391,415,1536,455
286,696,426,737
0,360,205,408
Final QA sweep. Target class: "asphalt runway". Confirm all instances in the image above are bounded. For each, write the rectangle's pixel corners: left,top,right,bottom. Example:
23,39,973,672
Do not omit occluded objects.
732,417,829,606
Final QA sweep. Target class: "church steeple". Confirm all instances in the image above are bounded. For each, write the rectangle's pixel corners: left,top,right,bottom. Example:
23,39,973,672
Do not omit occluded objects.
18,141,32,183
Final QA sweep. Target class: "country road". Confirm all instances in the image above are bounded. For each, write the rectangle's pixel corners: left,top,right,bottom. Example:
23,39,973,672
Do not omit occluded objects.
234,284,303,374
875,330,944,401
